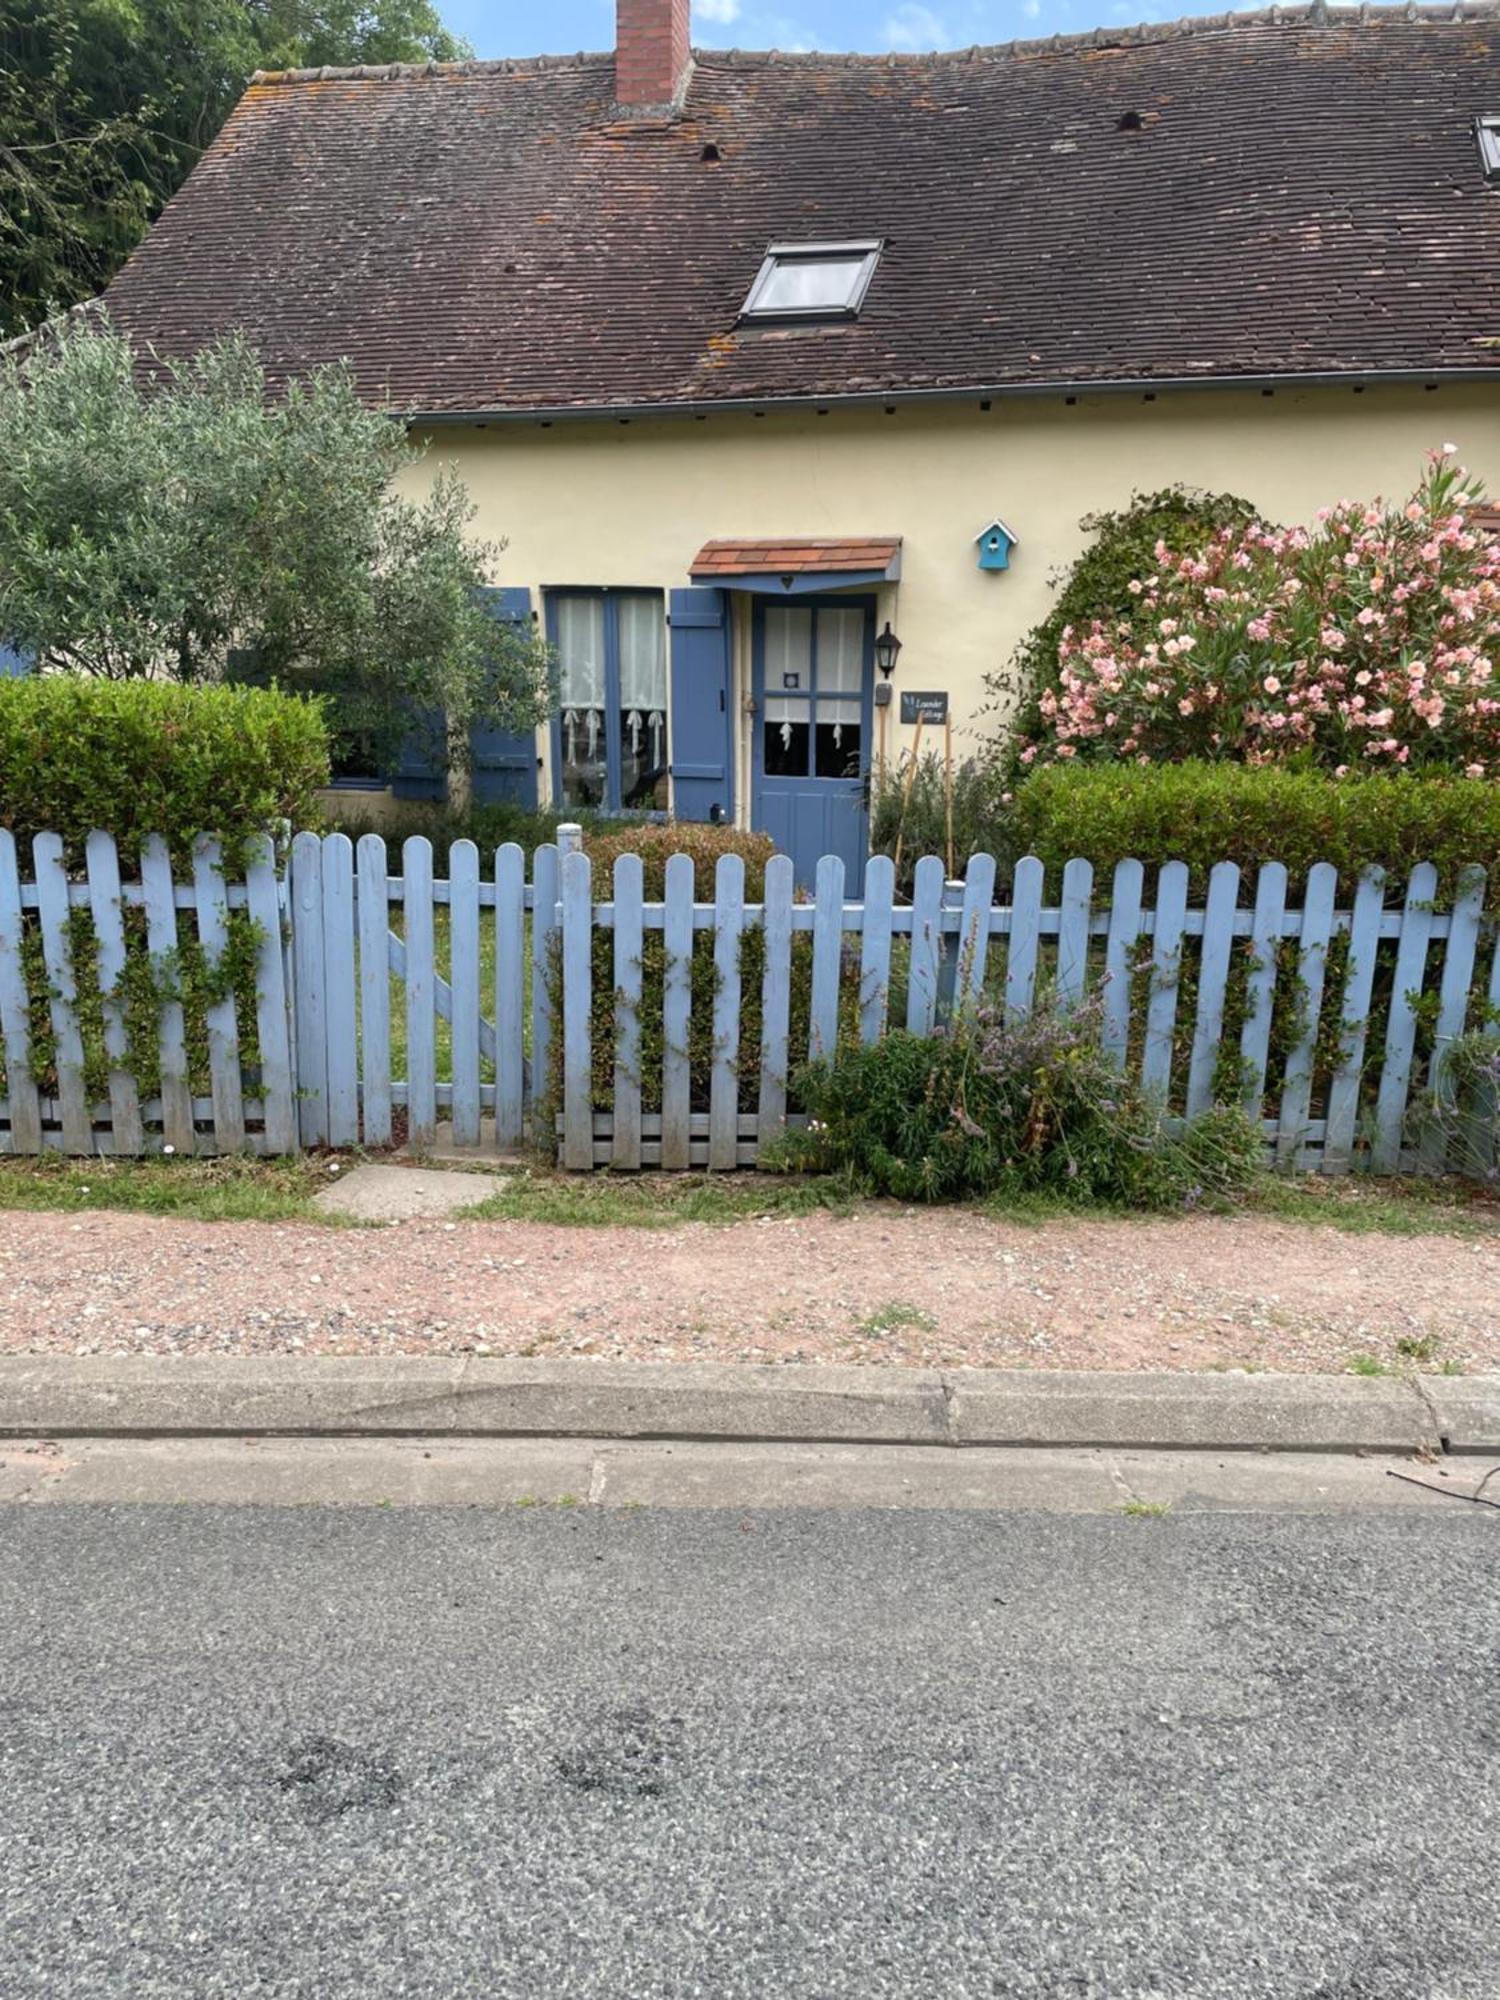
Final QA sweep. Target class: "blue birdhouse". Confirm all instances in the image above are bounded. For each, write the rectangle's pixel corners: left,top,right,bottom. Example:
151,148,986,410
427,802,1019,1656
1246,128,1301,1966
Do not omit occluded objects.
975,517,1019,572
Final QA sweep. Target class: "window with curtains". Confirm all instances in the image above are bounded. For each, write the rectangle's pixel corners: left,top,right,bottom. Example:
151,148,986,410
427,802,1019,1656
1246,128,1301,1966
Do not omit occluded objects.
550,589,668,813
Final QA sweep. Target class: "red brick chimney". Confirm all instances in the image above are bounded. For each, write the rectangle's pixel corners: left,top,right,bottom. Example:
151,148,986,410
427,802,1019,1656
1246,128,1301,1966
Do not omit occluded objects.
615,0,691,112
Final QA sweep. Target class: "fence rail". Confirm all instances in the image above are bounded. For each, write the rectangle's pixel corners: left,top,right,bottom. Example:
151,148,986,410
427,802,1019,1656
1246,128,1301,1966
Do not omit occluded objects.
1,826,1497,1176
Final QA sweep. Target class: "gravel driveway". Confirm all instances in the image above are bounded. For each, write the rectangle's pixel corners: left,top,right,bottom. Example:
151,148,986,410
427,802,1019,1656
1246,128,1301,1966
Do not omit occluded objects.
2,1206,1496,1372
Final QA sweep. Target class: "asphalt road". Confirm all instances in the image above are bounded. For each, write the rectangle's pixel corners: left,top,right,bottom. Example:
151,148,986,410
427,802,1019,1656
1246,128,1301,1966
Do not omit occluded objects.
3,1502,1497,1999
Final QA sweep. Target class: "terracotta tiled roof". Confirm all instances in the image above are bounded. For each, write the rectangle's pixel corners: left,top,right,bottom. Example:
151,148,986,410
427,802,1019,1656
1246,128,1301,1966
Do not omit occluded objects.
691,538,902,576
103,7,1500,418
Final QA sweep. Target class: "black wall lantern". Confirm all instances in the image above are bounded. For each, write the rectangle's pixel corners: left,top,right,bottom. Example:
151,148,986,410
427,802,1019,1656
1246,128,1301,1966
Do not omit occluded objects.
874,621,902,679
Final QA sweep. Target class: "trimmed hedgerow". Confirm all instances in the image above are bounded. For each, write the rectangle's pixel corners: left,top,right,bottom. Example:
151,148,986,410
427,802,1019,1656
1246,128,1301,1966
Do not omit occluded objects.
584,823,774,900
1010,762,1500,905
0,677,329,869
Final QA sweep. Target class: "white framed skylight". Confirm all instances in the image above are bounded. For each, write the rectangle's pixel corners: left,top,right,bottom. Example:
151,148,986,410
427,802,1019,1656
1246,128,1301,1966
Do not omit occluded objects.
739,240,882,323
1478,116,1500,182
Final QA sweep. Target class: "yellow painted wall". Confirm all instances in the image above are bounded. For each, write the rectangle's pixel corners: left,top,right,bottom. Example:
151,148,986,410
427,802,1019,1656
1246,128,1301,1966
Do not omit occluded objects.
400,384,1500,824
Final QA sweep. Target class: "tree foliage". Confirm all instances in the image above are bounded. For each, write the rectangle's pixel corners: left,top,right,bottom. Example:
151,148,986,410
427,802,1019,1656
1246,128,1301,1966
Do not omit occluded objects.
1,0,466,338
0,323,551,774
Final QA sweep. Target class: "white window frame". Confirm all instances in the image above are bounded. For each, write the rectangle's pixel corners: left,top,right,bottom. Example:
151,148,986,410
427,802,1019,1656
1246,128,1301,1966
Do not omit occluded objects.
739,240,882,324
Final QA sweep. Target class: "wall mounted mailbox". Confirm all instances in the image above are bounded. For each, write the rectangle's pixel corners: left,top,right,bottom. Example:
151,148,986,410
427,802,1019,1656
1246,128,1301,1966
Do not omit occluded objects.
975,517,1019,571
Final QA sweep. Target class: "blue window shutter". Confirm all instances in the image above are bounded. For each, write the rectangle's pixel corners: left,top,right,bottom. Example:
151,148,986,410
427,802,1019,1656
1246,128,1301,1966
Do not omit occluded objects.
0,642,32,677
669,587,733,823
470,586,540,808
390,706,448,800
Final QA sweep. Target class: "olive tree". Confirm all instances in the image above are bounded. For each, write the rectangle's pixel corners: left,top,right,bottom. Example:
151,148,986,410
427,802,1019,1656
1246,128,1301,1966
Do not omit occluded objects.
0,322,551,773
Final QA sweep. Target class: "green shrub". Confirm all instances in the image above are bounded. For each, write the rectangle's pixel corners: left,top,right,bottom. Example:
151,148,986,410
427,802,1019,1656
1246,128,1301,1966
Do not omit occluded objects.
0,677,328,868
869,752,1013,893
984,485,1258,783
1011,762,1500,903
1407,1030,1500,1181
584,822,774,900
785,999,1264,1208
324,793,626,859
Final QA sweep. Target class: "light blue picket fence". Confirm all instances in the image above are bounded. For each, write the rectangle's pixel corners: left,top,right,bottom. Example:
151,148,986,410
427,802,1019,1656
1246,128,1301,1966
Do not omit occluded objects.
1,826,1497,1174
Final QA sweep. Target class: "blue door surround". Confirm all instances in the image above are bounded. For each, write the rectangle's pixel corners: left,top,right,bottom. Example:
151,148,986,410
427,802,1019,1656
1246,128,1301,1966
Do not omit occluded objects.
751,594,874,895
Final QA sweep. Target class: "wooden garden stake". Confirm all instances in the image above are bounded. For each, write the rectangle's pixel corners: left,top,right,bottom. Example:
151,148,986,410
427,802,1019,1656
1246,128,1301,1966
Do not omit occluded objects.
944,711,955,878
892,715,925,883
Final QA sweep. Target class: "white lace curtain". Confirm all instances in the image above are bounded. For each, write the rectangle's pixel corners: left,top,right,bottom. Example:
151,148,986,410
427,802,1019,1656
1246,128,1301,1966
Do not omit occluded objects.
557,595,605,766
617,595,666,764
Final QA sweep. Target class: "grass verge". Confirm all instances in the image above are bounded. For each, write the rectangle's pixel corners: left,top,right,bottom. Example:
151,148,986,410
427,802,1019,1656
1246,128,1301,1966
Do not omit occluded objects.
0,1155,1494,1239
0,1154,341,1224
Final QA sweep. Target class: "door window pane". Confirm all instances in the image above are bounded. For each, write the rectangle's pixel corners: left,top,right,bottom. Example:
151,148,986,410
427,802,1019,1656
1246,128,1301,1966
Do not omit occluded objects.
556,595,606,809
765,607,812,690
764,694,811,776
816,607,864,695
617,595,667,809
815,702,862,777
764,608,813,777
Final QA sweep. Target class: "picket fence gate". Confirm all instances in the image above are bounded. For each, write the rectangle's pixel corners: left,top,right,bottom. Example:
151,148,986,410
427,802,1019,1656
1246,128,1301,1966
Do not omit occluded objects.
1,824,1497,1176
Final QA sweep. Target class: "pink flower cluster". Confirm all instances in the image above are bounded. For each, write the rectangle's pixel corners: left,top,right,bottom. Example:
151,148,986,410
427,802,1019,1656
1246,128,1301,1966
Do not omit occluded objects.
1024,450,1500,778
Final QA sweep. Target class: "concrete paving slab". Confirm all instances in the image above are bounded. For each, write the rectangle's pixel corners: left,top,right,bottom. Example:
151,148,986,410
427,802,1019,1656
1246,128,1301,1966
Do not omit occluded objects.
947,1366,1437,1453
454,1358,952,1444
420,1118,529,1165
0,1356,471,1436
1106,1448,1446,1512
1419,1373,1500,1453
15,1437,597,1507
0,1438,1469,1513
312,1162,507,1221
594,1441,1122,1511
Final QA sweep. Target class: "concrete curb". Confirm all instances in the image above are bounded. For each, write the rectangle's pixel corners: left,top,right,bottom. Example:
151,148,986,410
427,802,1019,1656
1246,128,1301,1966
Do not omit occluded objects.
0,1356,1490,1454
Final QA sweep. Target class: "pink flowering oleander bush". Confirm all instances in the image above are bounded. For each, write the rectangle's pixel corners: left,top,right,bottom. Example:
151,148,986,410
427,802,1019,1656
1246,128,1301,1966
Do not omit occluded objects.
1021,449,1500,777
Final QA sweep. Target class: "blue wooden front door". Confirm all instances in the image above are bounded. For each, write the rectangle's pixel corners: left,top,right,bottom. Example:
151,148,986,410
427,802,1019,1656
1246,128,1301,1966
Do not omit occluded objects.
752,597,873,893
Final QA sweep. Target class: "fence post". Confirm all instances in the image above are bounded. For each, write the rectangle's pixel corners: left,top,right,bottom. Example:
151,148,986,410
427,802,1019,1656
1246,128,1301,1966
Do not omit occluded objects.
757,852,795,1149
141,834,196,1157
0,831,42,1155
611,852,644,1170
558,826,594,1170
403,836,438,1151
192,835,246,1154
34,831,92,1153
494,842,526,1150
86,830,144,1156
245,833,298,1156
907,854,945,1035
935,876,965,1026
356,835,392,1148
321,832,359,1149
709,851,746,1170
661,851,695,1170
291,831,328,1146
1372,862,1438,1172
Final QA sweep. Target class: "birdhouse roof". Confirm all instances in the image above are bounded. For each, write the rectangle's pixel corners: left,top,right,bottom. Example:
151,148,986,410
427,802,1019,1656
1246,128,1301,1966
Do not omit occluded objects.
976,519,1019,544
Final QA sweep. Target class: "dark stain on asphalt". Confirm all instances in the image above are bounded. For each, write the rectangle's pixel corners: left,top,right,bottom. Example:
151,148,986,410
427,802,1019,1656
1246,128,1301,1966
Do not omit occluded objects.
555,1707,684,1799
274,1733,402,1824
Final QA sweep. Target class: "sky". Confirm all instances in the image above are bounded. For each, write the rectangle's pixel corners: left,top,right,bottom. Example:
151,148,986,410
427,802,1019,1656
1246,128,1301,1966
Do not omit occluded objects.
443,0,1249,61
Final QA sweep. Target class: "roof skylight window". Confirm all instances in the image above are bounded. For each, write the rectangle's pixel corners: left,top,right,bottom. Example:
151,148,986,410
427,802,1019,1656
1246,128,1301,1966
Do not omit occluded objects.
1476,116,1500,182
740,240,881,323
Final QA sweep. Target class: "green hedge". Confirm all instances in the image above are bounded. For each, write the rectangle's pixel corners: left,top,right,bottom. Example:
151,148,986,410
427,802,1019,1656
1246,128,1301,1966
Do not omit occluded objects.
1010,763,1500,902
584,822,774,899
0,678,329,867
